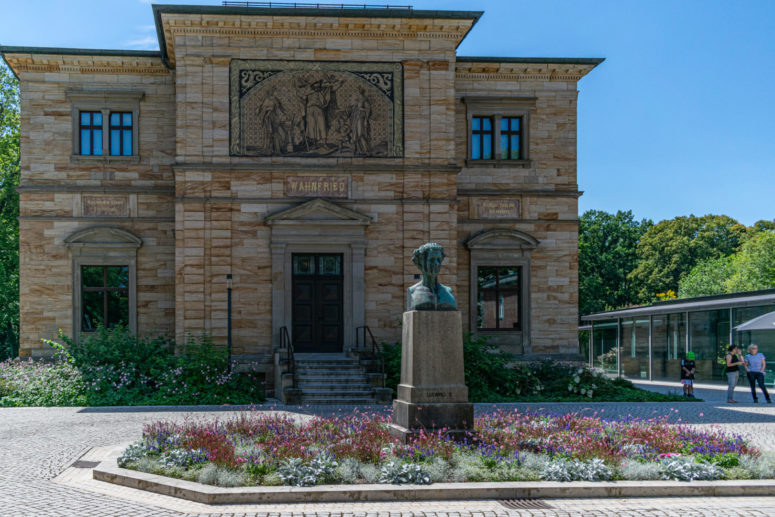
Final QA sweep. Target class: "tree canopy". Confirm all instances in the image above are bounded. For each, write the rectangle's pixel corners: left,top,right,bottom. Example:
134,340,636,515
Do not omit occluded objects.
627,215,747,303
0,61,20,359
579,210,652,315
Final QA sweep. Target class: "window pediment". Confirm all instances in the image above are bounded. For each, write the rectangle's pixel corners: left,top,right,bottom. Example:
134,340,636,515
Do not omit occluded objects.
265,199,372,226
466,228,538,250
64,226,143,249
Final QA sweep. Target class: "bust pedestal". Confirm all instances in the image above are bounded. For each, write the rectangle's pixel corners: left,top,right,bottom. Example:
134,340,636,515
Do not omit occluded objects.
389,310,475,442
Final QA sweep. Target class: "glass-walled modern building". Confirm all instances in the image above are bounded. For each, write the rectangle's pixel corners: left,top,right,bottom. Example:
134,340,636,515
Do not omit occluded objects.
581,289,775,385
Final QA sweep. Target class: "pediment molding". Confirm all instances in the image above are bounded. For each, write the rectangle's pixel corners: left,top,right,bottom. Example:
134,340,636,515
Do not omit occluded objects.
265,199,372,226
465,228,538,250
64,226,143,248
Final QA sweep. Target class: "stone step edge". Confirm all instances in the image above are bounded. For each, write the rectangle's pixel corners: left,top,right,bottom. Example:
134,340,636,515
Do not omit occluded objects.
93,463,775,505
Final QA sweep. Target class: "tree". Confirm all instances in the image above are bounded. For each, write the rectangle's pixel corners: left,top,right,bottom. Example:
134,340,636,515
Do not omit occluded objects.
0,61,20,359
677,255,734,298
628,215,746,303
578,210,652,315
726,230,775,293
678,230,775,298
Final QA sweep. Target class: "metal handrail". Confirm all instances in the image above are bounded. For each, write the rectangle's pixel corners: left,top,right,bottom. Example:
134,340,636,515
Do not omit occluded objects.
279,326,296,388
355,325,384,379
222,2,413,10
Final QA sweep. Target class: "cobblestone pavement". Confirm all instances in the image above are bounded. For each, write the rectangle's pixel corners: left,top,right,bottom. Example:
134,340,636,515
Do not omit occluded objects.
4,401,775,516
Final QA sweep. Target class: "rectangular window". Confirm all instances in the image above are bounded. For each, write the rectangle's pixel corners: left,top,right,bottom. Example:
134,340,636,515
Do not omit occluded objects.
476,266,521,330
109,112,133,156
81,265,129,331
79,111,102,156
471,116,493,160
500,116,521,160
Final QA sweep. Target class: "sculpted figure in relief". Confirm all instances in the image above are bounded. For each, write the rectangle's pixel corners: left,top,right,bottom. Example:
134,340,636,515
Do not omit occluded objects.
407,243,457,311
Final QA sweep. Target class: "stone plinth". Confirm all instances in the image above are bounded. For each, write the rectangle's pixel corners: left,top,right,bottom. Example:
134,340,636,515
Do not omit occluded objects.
389,310,474,441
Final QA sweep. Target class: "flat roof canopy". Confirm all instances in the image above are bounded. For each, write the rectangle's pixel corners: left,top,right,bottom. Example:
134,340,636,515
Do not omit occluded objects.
582,289,775,322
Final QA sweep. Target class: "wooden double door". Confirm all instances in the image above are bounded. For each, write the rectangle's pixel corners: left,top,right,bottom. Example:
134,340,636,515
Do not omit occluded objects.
291,253,344,353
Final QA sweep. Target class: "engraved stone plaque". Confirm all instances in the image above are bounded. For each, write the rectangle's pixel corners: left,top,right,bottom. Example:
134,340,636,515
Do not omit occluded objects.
475,198,520,219
230,60,403,158
285,176,349,198
82,195,129,217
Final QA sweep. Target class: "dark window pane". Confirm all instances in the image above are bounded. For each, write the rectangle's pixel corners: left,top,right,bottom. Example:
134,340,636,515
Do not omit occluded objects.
80,112,90,125
93,130,102,155
472,136,481,160
477,290,498,329
498,267,520,288
483,134,492,159
500,118,508,131
105,266,129,288
500,135,509,160
93,112,102,125
123,113,132,126
511,117,520,131
472,117,480,130
483,117,491,130
106,290,129,328
319,256,341,276
110,130,121,155
500,290,520,329
110,112,120,125
477,267,498,289
122,130,132,155
293,255,315,275
82,266,104,288
82,290,104,331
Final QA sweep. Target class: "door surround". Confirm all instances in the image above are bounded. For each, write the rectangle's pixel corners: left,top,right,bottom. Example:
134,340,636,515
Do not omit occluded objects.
266,199,371,352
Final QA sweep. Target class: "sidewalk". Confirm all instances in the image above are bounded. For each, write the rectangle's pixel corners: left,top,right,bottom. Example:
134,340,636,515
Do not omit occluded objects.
632,378,771,404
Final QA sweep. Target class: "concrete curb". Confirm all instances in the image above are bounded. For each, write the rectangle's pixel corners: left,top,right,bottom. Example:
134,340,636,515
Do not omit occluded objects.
93,462,775,504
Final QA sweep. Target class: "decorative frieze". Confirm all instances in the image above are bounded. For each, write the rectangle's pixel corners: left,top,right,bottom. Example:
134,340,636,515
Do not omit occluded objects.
230,60,403,158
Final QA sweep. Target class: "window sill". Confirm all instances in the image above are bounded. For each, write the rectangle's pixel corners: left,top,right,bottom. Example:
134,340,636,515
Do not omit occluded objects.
70,154,140,164
465,159,532,168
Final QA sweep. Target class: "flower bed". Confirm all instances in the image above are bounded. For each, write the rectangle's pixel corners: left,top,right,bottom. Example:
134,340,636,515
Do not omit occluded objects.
117,410,774,487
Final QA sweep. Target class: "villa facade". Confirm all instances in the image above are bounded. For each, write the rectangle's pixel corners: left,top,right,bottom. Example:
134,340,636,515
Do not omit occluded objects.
1,4,602,392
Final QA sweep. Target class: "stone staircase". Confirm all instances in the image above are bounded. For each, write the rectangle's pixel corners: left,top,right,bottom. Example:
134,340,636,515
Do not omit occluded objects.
292,354,391,405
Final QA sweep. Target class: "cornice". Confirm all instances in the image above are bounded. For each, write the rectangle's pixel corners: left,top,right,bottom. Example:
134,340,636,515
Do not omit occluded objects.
2,52,168,76
157,14,473,68
455,62,599,82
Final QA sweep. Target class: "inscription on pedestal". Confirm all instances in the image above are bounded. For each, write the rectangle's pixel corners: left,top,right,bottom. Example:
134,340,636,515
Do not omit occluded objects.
474,198,520,219
82,195,129,217
285,176,349,198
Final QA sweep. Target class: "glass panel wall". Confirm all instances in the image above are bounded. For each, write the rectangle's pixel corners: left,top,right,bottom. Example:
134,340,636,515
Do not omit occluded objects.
689,309,730,382
592,320,619,375
620,318,650,379
734,304,775,388
579,329,590,364
652,313,686,381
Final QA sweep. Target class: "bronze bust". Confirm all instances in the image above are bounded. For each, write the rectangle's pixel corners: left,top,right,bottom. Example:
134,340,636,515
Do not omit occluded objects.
407,243,457,311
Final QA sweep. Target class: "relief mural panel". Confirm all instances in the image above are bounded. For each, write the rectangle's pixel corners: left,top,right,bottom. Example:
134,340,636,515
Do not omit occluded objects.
230,60,403,158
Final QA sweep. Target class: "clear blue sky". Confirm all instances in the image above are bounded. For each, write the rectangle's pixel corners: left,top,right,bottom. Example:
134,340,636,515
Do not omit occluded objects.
3,0,774,226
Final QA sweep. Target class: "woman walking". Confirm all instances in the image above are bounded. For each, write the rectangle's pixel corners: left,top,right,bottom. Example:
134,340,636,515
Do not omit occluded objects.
725,345,745,403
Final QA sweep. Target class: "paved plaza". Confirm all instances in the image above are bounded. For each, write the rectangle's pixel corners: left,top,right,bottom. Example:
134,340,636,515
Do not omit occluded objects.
3,399,775,516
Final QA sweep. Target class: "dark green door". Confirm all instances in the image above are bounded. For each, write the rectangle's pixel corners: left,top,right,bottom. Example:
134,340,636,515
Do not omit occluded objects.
292,254,343,353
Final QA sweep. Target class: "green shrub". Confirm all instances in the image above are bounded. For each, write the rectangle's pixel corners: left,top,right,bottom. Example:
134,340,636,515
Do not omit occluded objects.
382,334,690,403
0,357,86,406
28,325,266,407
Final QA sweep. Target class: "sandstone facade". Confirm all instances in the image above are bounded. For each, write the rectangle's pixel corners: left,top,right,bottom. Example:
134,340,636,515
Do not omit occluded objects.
2,5,601,390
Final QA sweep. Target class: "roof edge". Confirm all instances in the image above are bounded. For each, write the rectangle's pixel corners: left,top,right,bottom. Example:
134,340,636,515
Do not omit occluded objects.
457,56,605,66
0,46,160,57
581,288,775,321
151,4,483,21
